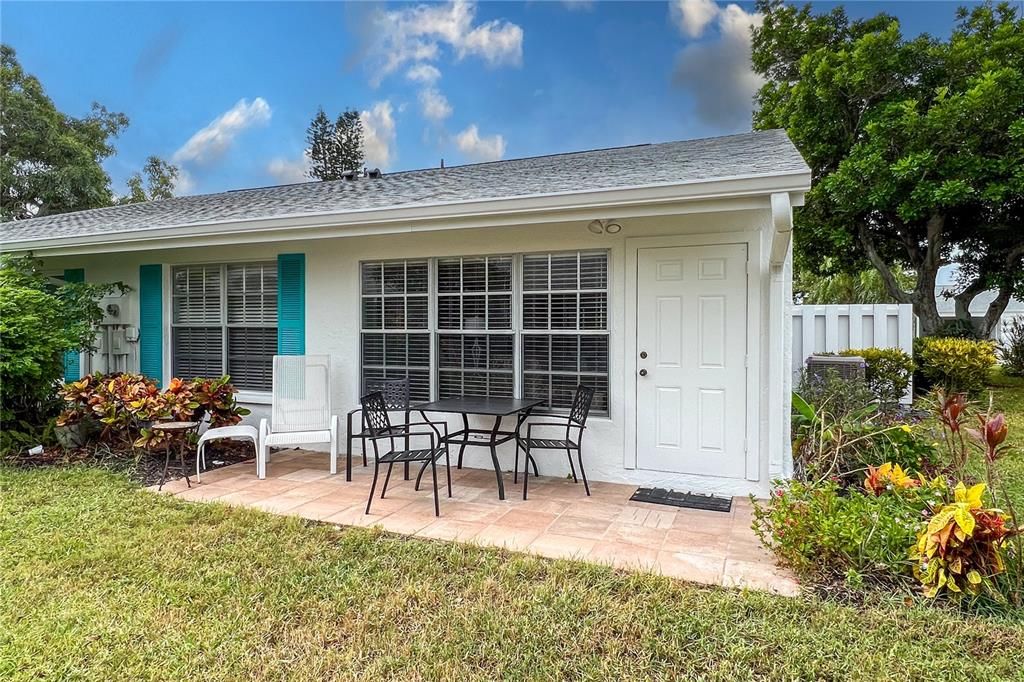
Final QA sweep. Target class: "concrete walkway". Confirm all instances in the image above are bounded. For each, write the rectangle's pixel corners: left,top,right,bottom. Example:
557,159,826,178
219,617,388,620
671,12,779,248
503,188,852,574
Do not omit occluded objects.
156,449,799,596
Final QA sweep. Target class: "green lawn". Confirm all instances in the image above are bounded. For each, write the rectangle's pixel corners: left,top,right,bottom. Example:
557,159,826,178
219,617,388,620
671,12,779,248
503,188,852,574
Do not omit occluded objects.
985,369,1024,511
3,466,1024,681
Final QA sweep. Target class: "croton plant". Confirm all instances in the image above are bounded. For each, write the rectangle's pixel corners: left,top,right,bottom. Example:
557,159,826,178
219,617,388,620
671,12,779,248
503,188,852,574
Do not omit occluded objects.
58,373,250,449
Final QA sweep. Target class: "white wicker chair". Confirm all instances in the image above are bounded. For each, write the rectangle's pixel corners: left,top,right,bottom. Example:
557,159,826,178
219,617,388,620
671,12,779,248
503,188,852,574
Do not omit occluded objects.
258,355,338,479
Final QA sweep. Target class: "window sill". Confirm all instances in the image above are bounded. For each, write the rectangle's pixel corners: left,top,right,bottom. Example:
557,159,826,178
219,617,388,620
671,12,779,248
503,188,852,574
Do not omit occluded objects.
236,390,272,405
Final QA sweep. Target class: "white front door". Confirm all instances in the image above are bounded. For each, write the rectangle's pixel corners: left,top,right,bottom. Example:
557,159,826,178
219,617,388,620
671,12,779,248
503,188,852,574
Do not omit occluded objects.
635,243,748,478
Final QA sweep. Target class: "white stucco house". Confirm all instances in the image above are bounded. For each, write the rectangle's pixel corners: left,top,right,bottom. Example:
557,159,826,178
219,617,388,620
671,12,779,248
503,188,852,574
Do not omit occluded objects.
1,130,810,497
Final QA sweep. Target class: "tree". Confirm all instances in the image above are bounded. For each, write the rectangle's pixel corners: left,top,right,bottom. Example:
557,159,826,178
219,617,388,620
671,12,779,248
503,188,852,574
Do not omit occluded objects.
1,44,127,220
0,255,124,438
753,1,1024,336
120,156,178,204
1,44,179,219
795,262,916,305
306,106,364,180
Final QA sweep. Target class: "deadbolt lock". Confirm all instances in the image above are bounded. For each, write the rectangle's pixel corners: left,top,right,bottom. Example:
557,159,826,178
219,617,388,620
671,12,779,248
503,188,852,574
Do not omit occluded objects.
639,351,648,359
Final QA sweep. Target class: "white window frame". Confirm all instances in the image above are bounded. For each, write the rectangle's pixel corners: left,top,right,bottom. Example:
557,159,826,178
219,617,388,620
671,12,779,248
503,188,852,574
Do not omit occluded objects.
169,261,277,392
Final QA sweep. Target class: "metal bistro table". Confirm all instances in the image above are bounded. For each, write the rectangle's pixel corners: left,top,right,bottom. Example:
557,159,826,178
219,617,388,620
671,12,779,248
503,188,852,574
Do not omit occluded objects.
413,397,544,500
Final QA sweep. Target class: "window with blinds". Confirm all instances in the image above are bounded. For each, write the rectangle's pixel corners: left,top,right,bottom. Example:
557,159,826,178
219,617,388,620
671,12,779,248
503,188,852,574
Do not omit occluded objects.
522,252,609,413
358,251,609,414
171,262,277,391
437,256,514,398
360,260,431,402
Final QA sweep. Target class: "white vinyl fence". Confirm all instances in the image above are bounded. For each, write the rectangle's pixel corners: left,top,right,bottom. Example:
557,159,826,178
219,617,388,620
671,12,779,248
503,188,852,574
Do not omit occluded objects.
792,304,917,403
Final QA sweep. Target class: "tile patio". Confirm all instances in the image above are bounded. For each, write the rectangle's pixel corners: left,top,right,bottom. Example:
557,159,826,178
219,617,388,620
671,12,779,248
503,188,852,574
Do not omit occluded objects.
155,449,799,596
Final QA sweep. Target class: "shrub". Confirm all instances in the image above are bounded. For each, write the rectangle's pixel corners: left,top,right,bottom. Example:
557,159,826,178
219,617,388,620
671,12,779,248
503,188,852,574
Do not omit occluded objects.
916,336,997,396
839,348,914,406
0,255,125,446
795,368,875,422
58,373,249,449
911,482,1017,600
999,317,1024,377
753,478,941,583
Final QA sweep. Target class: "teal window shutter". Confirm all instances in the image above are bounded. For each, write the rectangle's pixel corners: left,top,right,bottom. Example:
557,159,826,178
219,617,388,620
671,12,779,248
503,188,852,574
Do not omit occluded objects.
277,253,305,355
62,269,85,380
139,264,163,385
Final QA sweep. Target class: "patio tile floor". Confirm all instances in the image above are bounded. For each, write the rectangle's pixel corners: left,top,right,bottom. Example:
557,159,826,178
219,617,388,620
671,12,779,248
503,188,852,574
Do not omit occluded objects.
155,449,799,596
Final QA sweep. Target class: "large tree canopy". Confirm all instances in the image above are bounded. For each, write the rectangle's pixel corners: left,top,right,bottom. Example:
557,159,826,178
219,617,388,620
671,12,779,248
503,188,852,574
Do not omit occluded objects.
753,1,1024,336
0,44,177,220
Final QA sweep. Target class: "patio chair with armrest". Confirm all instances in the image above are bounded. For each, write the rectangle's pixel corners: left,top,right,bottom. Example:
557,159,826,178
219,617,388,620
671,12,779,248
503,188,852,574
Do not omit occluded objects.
361,391,451,517
345,377,411,481
515,384,595,500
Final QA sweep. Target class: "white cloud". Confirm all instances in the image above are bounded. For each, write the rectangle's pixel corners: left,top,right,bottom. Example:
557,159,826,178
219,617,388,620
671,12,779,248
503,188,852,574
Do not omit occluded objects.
672,3,764,129
361,101,397,168
672,0,720,38
366,1,522,85
266,153,311,184
172,97,271,165
419,87,453,122
455,124,505,162
406,63,442,84
174,168,195,196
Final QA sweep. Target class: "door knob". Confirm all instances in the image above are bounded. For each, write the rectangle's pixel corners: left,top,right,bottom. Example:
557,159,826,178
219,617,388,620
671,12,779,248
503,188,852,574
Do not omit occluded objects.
639,369,648,377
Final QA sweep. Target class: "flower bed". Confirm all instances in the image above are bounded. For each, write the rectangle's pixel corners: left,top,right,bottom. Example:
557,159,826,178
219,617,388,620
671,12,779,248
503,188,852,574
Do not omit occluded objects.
757,373,1022,610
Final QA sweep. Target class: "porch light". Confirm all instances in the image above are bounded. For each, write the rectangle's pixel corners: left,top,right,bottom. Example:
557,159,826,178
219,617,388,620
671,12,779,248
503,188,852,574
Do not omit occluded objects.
604,221,622,234
587,219,604,234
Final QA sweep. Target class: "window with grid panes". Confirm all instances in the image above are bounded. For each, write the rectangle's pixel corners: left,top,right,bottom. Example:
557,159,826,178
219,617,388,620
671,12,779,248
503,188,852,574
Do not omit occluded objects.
436,256,514,398
360,260,431,401
171,263,277,391
521,252,609,414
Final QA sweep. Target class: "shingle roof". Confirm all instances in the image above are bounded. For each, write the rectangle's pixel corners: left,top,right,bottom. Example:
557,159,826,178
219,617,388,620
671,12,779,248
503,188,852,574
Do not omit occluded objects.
1,129,807,244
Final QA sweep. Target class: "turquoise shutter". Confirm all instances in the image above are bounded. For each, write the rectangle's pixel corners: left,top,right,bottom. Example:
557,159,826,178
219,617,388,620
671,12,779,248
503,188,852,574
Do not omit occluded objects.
62,268,85,380
277,253,306,355
139,264,163,385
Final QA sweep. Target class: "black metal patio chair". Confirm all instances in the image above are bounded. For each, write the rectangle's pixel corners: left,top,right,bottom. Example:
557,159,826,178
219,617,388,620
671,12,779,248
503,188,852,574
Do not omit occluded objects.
515,384,595,500
346,377,411,481
361,391,452,517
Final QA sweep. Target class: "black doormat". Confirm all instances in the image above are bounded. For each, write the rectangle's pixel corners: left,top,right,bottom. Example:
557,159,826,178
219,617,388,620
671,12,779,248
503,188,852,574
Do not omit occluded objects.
630,487,733,513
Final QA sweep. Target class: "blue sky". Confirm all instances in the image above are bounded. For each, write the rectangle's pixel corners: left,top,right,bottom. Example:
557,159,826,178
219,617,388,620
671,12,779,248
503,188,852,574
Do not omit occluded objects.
3,1,970,196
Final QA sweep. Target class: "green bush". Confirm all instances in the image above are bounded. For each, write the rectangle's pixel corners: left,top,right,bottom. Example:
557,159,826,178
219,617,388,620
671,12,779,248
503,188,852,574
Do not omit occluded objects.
916,336,997,395
839,348,914,406
0,255,125,448
752,479,942,584
999,317,1024,377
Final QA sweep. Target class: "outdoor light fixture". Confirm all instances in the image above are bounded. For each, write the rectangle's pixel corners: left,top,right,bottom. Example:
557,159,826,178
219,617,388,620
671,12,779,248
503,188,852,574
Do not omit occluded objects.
586,219,623,235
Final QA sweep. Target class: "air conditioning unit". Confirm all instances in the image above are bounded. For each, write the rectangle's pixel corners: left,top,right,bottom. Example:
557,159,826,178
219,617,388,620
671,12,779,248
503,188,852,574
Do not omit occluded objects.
806,355,866,381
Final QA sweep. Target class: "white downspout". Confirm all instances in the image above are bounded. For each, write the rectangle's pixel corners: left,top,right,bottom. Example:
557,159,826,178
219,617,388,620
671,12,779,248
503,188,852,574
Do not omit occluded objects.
767,192,795,482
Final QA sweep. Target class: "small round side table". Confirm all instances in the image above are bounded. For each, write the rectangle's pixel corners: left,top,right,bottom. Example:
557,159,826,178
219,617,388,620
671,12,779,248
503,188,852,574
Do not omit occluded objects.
152,421,200,491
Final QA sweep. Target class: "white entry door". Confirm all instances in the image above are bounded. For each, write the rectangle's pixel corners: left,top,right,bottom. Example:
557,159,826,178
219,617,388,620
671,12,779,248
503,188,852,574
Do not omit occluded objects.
635,243,748,478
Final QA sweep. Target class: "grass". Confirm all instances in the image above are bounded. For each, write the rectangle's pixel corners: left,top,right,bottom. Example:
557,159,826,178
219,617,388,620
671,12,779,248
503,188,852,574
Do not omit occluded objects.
3,466,1024,681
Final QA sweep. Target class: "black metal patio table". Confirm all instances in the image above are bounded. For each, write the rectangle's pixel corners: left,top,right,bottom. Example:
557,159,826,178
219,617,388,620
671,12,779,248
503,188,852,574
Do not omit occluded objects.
413,397,544,500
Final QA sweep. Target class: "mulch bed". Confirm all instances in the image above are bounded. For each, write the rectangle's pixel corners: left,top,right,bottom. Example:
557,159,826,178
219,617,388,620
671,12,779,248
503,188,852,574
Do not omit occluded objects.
3,440,256,487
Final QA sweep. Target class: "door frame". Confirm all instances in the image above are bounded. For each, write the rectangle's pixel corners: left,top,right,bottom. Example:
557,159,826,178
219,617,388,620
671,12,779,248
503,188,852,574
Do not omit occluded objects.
623,231,762,482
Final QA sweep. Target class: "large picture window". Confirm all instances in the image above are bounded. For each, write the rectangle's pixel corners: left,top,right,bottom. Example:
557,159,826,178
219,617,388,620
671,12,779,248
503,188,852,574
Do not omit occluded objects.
359,251,609,414
171,262,277,391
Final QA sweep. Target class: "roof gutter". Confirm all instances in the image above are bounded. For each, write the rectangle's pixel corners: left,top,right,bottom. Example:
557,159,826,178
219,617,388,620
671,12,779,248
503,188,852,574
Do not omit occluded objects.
2,169,810,256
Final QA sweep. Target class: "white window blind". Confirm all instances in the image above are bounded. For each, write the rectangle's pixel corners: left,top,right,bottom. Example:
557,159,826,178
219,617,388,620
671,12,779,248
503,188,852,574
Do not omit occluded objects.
357,251,609,414
360,260,431,402
522,252,609,413
171,262,277,391
437,256,514,398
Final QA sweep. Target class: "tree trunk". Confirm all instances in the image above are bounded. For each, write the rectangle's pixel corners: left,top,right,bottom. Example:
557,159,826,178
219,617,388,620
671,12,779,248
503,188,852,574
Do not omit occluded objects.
979,283,1013,339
